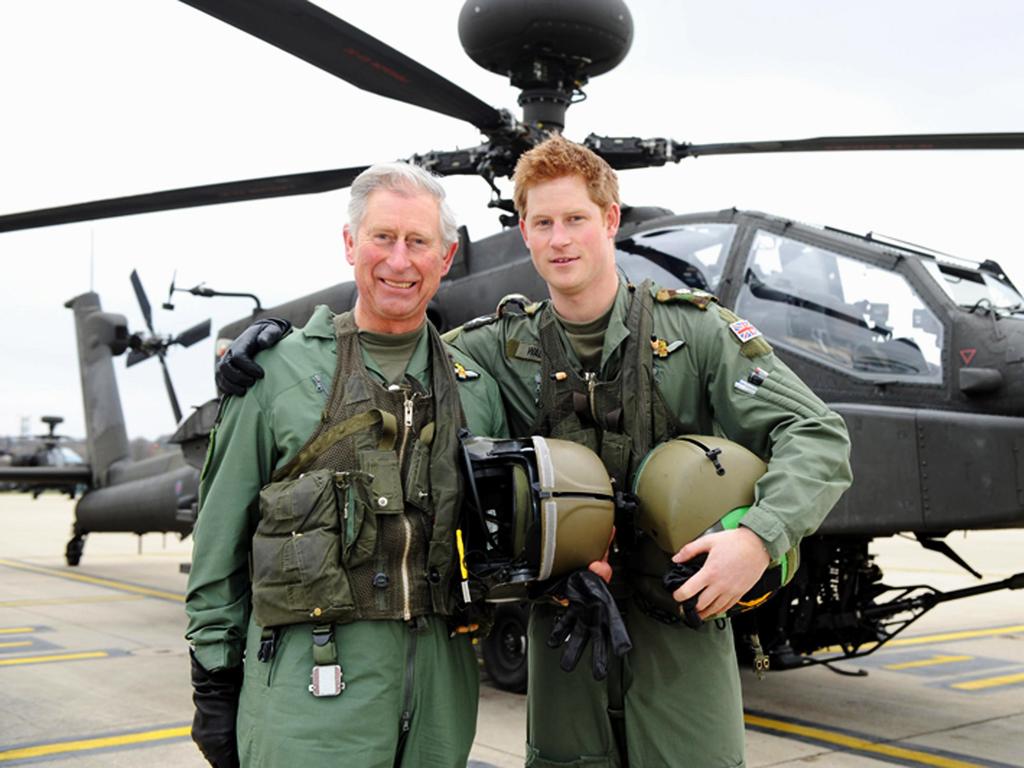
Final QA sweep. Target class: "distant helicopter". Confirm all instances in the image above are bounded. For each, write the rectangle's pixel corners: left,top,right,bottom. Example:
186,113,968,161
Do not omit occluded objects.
0,416,86,497
0,273,211,565
0,0,1020,680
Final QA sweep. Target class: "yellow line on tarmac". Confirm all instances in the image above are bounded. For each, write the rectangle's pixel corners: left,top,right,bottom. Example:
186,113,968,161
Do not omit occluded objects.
0,627,34,635
884,654,973,671
0,641,32,650
887,625,1024,647
819,624,1024,655
952,672,1024,691
0,725,190,762
0,559,183,602
0,594,144,608
744,714,988,768
0,651,108,667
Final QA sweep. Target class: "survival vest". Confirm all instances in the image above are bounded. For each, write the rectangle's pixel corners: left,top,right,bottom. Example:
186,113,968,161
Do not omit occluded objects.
250,312,466,628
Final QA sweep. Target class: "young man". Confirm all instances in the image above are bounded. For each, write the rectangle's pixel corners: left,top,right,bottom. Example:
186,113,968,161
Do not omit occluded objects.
186,163,506,768
444,137,852,767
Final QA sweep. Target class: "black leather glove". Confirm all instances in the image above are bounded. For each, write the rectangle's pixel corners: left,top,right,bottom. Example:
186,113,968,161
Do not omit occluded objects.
190,651,242,768
215,318,291,396
662,554,708,629
545,570,632,681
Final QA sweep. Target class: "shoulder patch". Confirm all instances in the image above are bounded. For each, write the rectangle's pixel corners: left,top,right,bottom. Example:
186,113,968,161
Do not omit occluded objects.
496,293,532,318
717,306,773,358
505,339,543,363
654,286,718,310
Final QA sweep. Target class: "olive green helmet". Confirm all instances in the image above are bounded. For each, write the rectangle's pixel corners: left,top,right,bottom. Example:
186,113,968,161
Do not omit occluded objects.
460,434,615,601
632,435,799,615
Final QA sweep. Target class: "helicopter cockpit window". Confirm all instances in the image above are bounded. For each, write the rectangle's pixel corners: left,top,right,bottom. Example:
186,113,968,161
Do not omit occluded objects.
735,231,943,382
615,223,735,293
920,260,1024,317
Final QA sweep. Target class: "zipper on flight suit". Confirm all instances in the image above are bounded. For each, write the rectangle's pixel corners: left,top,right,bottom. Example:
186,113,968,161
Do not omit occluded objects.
398,389,415,622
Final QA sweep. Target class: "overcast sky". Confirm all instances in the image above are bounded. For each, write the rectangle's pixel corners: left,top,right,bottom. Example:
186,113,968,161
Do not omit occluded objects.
2,0,1022,440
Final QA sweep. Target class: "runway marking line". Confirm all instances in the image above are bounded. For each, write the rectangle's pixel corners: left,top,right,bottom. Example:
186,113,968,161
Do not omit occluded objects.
0,559,184,603
0,723,191,763
884,654,973,671
819,624,1024,656
887,625,1024,647
0,641,32,650
951,671,1024,691
744,709,1016,768
0,628,35,635
0,595,143,607
0,651,109,667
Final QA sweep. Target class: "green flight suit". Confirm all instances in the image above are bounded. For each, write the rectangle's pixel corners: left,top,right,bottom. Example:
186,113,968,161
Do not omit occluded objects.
447,281,852,767
186,306,507,768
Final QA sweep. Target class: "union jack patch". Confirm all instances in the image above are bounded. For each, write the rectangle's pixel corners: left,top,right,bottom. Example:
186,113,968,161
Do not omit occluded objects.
728,319,762,343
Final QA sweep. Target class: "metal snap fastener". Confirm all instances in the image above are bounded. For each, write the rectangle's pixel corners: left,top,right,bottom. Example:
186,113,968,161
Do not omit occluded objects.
372,572,389,589
377,496,388,507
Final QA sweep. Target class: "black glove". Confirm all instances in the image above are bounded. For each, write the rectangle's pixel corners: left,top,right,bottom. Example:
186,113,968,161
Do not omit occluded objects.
545,570,632,681
215,318,291,396
662,554,708,630
190,651,242,768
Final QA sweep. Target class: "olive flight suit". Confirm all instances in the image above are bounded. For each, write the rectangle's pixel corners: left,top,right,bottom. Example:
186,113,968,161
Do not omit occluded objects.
446,281,852,767
186,306,507,768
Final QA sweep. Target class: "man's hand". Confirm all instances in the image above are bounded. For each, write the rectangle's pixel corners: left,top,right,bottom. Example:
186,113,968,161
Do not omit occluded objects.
215,318,291,396
190,652,242,768
669,528,770,620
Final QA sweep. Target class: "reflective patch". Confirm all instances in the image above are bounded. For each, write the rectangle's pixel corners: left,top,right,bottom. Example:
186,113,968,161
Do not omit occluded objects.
729,319,763,343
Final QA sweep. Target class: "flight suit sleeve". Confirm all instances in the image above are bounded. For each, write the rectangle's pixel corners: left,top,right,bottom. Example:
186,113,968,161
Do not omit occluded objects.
185,391,274,672
684,306,853,562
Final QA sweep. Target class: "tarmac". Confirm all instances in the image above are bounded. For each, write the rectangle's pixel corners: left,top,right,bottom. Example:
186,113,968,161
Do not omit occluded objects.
0,492,1021,767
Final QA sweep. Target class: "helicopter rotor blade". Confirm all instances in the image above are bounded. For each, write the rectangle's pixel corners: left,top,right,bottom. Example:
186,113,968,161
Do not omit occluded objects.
0,166,369,233
180,0,505,133
158,352,184,425
130,270,155,335
677,132,1024,159
173,318,212,349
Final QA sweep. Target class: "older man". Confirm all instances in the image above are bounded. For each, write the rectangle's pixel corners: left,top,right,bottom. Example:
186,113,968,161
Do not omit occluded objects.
445,137,852,767
186,163,506,768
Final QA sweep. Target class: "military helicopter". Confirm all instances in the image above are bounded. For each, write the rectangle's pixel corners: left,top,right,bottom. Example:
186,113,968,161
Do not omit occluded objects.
0,416,87,497
0,272,212,565
1,0,1021,683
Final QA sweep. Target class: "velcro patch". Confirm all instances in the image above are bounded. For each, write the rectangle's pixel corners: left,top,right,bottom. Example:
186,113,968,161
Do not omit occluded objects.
729,319,763,344
506,339,543,363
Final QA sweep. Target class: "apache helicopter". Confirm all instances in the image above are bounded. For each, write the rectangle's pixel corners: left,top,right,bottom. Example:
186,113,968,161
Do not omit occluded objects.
0,416,86,497
0,272,212,565
1,0,1021,684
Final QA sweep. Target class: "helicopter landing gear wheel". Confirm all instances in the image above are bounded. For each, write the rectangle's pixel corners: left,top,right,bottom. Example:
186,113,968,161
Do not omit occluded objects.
65,534,85,567
481,603,529,693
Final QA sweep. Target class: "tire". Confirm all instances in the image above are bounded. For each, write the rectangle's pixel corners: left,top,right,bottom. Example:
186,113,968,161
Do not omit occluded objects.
481,603,529,693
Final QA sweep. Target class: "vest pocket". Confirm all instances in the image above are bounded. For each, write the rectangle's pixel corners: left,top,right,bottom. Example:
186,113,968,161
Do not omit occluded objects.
252,468,357,626
359,449,405,514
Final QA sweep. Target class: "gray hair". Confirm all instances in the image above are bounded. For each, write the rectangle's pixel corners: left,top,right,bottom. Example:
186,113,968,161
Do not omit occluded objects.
347,162,458,251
